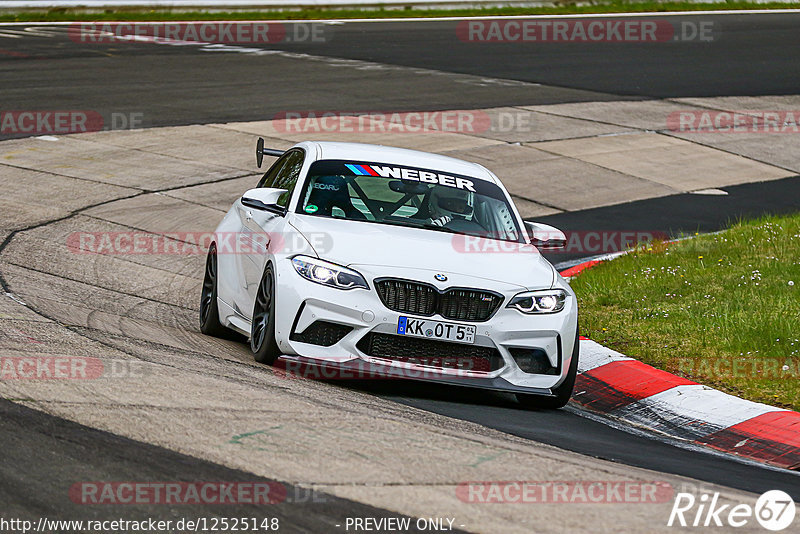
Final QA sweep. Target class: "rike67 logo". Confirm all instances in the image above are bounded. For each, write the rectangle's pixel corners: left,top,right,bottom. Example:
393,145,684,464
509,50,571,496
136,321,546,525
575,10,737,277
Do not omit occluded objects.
668,490,796,531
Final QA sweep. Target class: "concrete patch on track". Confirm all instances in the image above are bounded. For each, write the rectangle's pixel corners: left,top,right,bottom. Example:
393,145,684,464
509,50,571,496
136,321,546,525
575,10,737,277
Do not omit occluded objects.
532,132,790,191
667,96,800,174
455,143,678,213
524,99,702,132
1,96,798,531
524,96,800,177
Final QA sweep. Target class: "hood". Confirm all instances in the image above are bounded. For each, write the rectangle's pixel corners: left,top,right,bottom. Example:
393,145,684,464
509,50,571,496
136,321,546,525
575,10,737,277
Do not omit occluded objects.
289,215,556,290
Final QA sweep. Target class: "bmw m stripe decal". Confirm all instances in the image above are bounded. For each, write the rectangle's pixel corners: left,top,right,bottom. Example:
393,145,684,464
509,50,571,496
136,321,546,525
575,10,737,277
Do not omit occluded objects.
345,164,379,176
345,164,365,175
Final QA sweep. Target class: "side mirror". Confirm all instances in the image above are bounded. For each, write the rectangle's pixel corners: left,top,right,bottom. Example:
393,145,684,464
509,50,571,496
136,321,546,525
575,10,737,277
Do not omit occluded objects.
241,188,288,213
525,221,567,250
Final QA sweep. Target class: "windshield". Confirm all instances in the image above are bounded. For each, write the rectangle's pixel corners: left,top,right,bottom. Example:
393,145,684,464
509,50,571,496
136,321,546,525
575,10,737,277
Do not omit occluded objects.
295,159,524,243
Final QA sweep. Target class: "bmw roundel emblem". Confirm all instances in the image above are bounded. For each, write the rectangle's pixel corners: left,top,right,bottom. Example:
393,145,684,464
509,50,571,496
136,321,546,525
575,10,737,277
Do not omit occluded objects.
434,273,448,282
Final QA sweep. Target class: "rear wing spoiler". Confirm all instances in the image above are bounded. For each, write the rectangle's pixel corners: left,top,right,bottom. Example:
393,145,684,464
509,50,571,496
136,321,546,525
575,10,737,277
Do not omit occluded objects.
256,137,284,168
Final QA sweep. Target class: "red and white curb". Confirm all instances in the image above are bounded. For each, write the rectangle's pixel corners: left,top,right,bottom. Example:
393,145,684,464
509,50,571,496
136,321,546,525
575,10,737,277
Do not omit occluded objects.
560,259,800,471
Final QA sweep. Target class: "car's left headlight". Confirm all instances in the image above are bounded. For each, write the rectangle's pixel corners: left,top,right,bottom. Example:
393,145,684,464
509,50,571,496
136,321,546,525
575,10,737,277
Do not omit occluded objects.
508,289,567,314
291,255,368,290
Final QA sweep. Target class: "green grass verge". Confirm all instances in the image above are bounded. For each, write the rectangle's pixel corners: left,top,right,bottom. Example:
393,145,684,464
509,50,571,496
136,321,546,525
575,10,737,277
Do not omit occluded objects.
1,1,799,22
570,212,800,411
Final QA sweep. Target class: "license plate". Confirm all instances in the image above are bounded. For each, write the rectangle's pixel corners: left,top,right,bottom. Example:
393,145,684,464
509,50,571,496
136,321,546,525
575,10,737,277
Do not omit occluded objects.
397,317,476,344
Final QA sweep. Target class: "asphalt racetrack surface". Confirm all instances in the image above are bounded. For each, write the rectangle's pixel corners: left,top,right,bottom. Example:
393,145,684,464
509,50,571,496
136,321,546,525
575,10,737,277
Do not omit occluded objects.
0,398,440,532
1,13,799,136
1,12,800,528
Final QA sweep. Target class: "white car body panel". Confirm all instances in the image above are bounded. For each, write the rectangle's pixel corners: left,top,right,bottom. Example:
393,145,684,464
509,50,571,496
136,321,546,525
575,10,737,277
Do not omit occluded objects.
288,215,556,289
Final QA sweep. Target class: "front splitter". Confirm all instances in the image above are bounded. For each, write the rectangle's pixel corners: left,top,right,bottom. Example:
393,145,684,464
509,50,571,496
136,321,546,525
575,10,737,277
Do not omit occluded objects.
276,355,556,397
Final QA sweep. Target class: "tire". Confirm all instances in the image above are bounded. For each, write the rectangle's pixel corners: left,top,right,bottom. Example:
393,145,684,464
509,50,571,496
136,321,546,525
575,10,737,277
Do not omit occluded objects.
199,244,227,337
251,264,281,365
516,329,580,410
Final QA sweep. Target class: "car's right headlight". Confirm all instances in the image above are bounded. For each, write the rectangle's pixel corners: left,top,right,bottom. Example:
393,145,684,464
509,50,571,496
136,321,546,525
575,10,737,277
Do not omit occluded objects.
507,289,567,314
291,255,368,290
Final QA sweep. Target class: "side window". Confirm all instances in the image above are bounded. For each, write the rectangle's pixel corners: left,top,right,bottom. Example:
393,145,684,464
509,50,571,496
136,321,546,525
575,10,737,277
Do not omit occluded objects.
257,156,287,189
256,149,305,207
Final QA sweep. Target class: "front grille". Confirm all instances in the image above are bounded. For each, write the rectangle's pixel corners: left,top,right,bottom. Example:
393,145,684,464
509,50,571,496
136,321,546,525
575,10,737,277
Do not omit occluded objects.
290,321,352,347
375,279,502,322
375,279,437,316
440,289,503,321
357,332,503,373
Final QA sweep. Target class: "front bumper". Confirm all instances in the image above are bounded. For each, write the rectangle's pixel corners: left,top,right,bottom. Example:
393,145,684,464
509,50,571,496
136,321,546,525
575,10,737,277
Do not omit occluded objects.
273,261,578,393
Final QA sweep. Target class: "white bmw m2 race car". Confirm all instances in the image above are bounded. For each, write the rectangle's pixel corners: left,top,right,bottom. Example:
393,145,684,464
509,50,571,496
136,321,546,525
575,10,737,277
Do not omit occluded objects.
200,140,578,408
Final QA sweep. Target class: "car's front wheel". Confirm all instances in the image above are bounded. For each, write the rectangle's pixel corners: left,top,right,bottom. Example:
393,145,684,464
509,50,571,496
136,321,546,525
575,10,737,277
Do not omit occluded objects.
251,265,281,365
199,244,227,337
516,329,580,410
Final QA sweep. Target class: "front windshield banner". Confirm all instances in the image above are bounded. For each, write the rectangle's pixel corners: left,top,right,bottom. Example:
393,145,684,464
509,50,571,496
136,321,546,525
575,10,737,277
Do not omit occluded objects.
344,163,477,192
296,159,523,243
